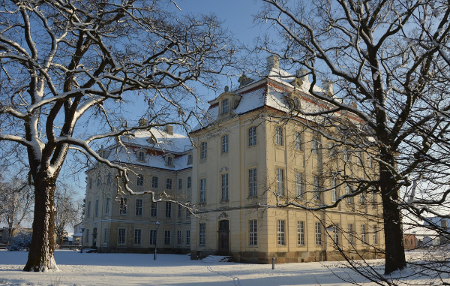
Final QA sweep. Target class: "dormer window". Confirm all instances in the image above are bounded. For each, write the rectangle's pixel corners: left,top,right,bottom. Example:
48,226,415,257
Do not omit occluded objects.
137,150,145,162
165,154,174,167
222,98,229,114
187,154,193,165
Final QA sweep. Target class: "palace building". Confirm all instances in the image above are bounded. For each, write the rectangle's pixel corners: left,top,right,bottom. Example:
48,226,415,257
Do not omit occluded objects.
82,56,383,263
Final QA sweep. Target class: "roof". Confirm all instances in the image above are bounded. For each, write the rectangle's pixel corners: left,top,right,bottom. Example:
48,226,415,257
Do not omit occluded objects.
102,127,192,171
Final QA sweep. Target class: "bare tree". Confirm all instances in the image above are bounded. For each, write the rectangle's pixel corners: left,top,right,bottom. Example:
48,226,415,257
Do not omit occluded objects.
54,183,82,246
0,178,33,245
0,0,233,271
257,0,450,276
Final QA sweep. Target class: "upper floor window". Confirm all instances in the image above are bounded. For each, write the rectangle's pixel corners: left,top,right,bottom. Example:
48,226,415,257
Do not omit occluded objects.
294,132,302,150
248,168,257,197
312,137,319,154
276,168,284,196
248,126,256,146
221,173,229,201
120,198,127,215
187,154,193,165
178,178,182,190
137,174,144,186
166,178,173,190
296,172,303,198
167,156,173,167
275,126,283,145
152,176,159,188
313,176,321,201
136,199,143,216
200,178,206,203
187,177,192,188
165,202,172,218
331,178,337,202
200,142,207,159
222,135,229,153
222,98,229,114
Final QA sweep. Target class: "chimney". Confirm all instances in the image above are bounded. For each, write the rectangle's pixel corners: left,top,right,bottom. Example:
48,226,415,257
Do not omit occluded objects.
296,68,309,84
322,79,334,95
266,55,280,70
138,118,147,127
166,125,173,135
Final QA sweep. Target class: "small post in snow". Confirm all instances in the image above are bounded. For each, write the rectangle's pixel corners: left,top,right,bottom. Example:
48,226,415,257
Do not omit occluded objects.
272,257,275,269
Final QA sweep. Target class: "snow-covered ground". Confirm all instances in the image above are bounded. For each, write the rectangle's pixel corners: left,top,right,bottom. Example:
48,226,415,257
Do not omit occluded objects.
0,250,447,285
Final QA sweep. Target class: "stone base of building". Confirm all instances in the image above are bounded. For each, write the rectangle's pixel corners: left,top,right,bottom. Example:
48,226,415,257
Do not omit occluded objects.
97,247,190,254
230,249,384,264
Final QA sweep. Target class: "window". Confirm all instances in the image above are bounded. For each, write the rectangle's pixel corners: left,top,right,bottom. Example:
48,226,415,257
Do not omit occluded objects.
248,126,256,146
296,172,303,198
276,168,285,196
248,168,257,197
221,173,229,201
187,177,192,188
105,198,110,215
362,225,367,245
165,202,172,218
348,224,354,246
166,178,172,190
333,224,339,246
138,151,145,162
200,178,206,203
275,126,283,145
120,198,127,215
312,137,319,154
134,229,142,245
222,98,229,114
298,221,305,246
293,97,300,110
249,220,257,246
177,230,182,245
294,131,302,150
313,176,321,201
86,229,89,243
371,190,377,206
222,135,229,153
200,142,207,159
346,184,352,204
187,154,193,165
89,178,92,189
135,199,143,216
178,204,182,218
152,176,159,188
178,178,182,190
87,201,91,217
186,230,191,245
164,230,171,245
277,220,286,246
151,203,157,217
315,222,322,246
373,225,378,245
329,142,335,158
103,228,108,245
118,228,125,244
360,193,366,205
357,151,363,166
199,223,206,245
137,174,144,186
331,178,337,203
167,156,173,167
95,200,99,217
150,230,156,245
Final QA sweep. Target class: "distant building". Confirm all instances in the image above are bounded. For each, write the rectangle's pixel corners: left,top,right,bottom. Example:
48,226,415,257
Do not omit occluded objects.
403,233,417,250
82,124,192,253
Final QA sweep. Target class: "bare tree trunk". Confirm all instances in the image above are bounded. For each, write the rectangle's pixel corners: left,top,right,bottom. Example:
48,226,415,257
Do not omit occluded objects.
24,177,57,272
380,155,406,274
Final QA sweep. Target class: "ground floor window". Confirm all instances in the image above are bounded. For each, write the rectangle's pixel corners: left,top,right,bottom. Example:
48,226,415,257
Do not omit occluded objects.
298,221,305,246
177,230,182,245
186,230,191,246
199,223,206,245
134,229,142,245
150,230,156,245
277,220,285,246
118,228,126,244
249,220,257,246
315,222,322,246
164,230,171,245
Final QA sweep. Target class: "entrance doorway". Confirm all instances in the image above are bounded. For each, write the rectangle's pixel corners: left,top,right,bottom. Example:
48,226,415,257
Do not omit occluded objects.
218,220,229,255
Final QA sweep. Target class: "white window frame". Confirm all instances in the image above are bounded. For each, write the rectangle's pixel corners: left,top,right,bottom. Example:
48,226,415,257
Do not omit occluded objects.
221,173,229,201
118,228,126,245
165,202,172,218
151,203,157,217
296,172,303,198
150,229,156,245
315,222,322,246
200,178,206,203
276,168,285,196
298,221,305,246
134,229,142,245
275,126,283,145
137,174,144,186
119,198,127,215
277,220,286,246
331,178,337,203
199,223,206,246
135,199,143,216
200,142,207,159
248,126,257,146
294,131,302,150
222,135,229,153
248,168,257,197
222,98,229,114
249,219,257,246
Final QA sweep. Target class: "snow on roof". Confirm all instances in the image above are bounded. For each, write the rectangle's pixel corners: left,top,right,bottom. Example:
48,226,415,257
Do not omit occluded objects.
103,127,192,171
